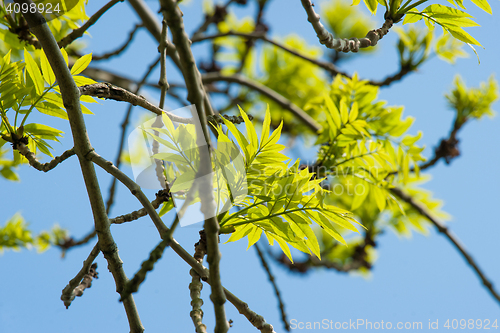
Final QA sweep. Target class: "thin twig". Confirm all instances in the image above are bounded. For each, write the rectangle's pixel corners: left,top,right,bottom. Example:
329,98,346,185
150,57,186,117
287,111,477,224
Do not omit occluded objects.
190,231,208,333
78,83,194,123
193,31,417,86
192,31,345,77
14,143,75,172
191,227,274,332
59,188,170,253
390,187,500,306
224,288,276,333
158,12,170,105
110,189,171,224
58,230,97,254
189,267,208,333
127,0,216,118
92,23,143,61
58,0,124,48
371,64,413,87
254,243,290,332
191,0,235,39
120,237,171,301
127,0,183,70
60,243,100,308
150,9,170,192
201,72,321,132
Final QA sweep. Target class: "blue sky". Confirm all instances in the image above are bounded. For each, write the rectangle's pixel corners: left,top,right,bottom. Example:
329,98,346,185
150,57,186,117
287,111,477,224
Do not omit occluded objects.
1,0,499,332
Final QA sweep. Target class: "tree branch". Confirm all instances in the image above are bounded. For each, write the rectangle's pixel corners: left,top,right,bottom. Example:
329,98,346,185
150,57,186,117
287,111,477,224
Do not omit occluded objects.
161,1,228,332
60,243,100,308
120,237,171,301
192,232,276,333
190,231,208,333
189,267,208,333
110,189,171,225
16,2,143,331
127,0,182,70
300,0,393,52
58,0,124,48
192,31,346,77
90,23,143,61
224,288,276,333
78,83,194,123
390,187,500,306
193,31,417,87
191,0,235,39
14,143,75,172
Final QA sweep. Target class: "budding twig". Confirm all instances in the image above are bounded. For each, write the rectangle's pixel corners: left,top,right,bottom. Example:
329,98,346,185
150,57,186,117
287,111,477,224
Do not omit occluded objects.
60,243,100,309
300,0,393,52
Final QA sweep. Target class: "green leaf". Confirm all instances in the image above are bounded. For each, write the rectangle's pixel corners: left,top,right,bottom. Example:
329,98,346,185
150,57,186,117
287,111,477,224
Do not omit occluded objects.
340,98,349,125
40,50,56,85
24,49,44,95
70,53,92,75
469,0,492,14
402,153,410,183
72,75,97,86
33,138,53,157
447,25,481,46
372,185,386,211
60,48,69,66
271,234,293,262
324,93,341,128
222,116,250,162
435,32,468,64
349,101,359,123
226,224,255,243
246,227,262,249
158,200,174,217
24,123,63,139
239,106,258,158
403,9,423,24
351,178,370,210
260,105,271,149
0,167,19,181
364,0,378,14
35,101,68,120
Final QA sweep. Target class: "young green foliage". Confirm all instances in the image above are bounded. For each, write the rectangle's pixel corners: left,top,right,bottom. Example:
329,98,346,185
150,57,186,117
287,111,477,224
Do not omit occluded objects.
403,5,481,46
0,0,90,56
217,107,363,262
306,74,426,216
0,49,96,161
446,75,498,123
0,213,68,253
140,106,364,262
